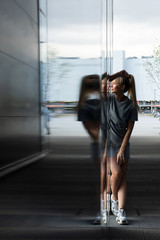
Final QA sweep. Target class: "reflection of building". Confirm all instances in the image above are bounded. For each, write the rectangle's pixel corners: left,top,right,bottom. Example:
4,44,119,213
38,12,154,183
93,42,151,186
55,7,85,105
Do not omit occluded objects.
46,51,160,113
46,58,102,102
113,51,160,113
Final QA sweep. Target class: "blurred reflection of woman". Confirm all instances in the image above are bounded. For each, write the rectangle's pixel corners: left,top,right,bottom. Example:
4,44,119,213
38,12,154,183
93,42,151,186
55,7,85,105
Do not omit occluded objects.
100,72,109,223
77,75,101,161
77,74,101,224
103,70,138,225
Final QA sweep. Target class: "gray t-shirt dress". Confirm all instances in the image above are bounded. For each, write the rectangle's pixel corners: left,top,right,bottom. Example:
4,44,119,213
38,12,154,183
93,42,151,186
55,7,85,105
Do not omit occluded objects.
106,94,138,159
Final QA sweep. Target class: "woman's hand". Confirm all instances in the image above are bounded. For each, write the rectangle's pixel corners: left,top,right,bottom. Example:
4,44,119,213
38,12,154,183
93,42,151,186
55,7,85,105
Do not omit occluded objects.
120,70,129,79
117,150,125,165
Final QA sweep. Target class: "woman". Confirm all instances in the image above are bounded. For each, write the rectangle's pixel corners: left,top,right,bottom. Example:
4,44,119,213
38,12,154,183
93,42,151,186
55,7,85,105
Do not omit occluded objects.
103,71,138,225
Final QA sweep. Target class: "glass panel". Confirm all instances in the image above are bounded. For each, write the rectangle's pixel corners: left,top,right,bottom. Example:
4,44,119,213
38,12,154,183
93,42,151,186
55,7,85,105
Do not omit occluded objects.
39,0,49,148
101,0,113,225
110,0,160,227
46,0,109,226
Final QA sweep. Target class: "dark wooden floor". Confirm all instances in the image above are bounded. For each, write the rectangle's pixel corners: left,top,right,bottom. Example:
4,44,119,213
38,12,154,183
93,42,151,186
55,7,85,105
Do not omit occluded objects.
0,135,160,239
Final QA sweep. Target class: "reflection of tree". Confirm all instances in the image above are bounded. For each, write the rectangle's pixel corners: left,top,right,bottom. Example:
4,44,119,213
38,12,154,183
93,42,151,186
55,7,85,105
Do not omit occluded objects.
144,42,160,90
45,44,71,101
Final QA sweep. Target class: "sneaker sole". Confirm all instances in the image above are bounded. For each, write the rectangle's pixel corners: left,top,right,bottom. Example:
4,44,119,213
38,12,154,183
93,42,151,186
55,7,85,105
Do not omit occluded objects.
102,218,107,224
93,216,101,225
116,217,128,225
92,219,101,225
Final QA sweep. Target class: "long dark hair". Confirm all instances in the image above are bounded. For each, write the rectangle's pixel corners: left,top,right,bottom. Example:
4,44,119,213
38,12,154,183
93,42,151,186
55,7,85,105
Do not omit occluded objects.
116,75,138,110
77,74,100,109
127,75,138,110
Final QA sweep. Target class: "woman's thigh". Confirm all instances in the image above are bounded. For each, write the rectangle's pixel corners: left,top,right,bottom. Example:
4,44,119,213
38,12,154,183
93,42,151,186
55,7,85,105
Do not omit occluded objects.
109,157,128,176
83,121,100,130
82,121,100,137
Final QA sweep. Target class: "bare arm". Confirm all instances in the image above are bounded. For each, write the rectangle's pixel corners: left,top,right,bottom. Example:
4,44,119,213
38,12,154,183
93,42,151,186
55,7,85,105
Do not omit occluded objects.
117,121,135,165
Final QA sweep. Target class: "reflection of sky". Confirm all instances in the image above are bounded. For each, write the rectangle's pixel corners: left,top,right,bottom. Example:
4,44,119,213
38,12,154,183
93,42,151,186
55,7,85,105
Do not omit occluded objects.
48,0,160,58
47,0,102,58
114,0,160,57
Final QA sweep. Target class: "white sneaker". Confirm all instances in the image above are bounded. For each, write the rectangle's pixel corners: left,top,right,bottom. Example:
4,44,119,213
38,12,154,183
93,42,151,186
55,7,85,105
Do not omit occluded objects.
102,209,107,224
101,199,104,212
92,212,101,225
111,194,119,216
101,200,107,224
116,209,128,225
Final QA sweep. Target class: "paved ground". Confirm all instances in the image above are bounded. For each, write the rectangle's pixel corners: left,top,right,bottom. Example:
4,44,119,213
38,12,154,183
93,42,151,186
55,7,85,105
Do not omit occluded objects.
0,114,160,239
49,113,160,137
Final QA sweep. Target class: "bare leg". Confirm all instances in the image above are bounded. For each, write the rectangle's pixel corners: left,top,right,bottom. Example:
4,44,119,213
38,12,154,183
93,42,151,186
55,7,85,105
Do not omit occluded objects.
83,121,101,165
110,156,128,208
110,157,122,201
82,121,100,142
101,153,106,197
106,157,111,194
117,160,128,209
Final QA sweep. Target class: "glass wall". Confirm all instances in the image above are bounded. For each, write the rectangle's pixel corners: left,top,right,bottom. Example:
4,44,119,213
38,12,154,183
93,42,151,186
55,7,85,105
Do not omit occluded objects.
47,0,106,103
46,0,112,225
112,0,160,227
39,0,49,147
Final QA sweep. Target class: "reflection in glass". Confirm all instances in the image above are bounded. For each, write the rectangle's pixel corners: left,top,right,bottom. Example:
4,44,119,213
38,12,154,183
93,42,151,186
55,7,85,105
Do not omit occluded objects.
100,0,113,225
39,0,49,148
46,0,108,226
112,0,160,229
77,75,101,162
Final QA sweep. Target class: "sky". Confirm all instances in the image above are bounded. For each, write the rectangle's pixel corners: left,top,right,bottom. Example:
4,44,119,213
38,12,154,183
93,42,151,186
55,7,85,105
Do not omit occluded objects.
47,0,102,58
47,0,160,58
113,0,160,57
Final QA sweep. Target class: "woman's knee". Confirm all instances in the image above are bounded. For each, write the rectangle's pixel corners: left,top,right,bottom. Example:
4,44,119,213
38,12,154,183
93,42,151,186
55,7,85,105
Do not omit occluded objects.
112,169,122,179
